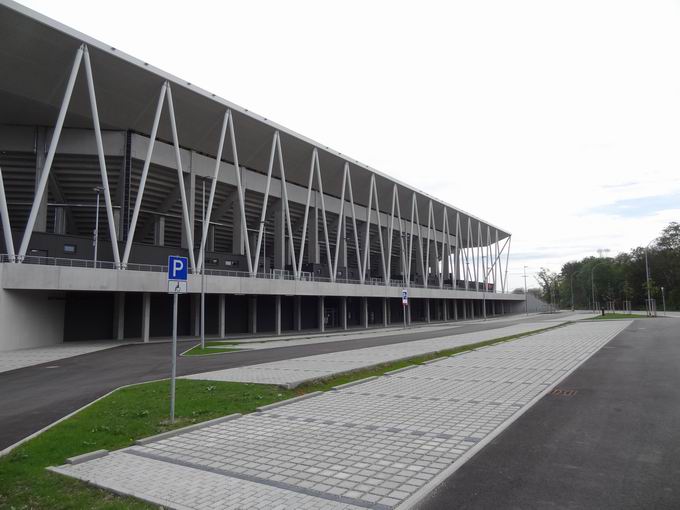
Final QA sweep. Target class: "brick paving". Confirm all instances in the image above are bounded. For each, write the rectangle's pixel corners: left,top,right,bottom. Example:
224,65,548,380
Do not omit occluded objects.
51,320,631,510
183,322,547,387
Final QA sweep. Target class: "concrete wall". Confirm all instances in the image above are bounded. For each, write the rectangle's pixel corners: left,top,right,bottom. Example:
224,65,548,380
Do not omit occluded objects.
0,267,65,351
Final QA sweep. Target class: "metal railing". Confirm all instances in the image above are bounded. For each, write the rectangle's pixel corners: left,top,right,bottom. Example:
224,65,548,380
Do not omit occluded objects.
0,254,510,294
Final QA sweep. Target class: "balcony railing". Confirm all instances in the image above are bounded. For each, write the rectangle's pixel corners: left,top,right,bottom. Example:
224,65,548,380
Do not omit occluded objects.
0,254,507,294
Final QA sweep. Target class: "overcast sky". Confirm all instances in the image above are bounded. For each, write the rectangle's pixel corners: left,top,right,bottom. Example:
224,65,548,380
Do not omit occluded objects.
17,0,680,290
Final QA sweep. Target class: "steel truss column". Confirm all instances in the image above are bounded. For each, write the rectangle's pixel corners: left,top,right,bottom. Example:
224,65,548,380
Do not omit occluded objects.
82,46,121,267
165,84,196,272
0,167,15,260
19,46,84,260
122,84,166,267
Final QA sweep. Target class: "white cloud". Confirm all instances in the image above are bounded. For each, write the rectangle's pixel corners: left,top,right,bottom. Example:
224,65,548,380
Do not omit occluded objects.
16,0,680,290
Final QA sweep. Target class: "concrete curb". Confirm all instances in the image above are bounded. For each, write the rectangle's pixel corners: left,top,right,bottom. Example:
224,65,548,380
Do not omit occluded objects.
256,392,323,412
422,356,449,365
66,449,109,465
331,376,380,391
135,413,242,445
383,365,418,376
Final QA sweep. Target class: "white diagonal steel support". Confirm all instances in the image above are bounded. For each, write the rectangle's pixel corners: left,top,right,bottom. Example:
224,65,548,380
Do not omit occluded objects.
0,166,15,261
344,164,363,280
296,149,316,273
165,83,197,272
122,83,167,267
370,176,387,283
19,46,84,260
83,46,121,268
275,132,298,277
313,153,333,273
227,114,253,275
197,110,230,273
332,164,349,281
252,132,277,274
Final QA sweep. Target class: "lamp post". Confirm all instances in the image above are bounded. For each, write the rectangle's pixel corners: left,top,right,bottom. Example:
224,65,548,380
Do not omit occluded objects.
644,239,653,316
523,265,528,316
200,180,206,350
661,286,666,316
92,186,102,268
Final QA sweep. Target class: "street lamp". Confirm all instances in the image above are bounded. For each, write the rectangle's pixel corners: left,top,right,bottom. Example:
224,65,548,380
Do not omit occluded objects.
661,286,666,316
92,186,103,268
523,265,528,316
644,239,654,316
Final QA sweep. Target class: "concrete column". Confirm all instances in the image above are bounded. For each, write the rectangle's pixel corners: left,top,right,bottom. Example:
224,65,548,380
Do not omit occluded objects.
275,295,282,336
218,294,226,338
382,298,388,327
34,127,47,232
443,299,449,322
470,300,475,320
274,201,285,270
362,297,369,328
501,301,505,315
232,167,245,255
407,302,412,325
181,167,195,250
492,301,496,316
454,299,458,321
154,216,165,246
207,224,215,253
463,299,467,320
249,296,257,334
338,217,347,274
340,297,348,330
192,295,200,336
294,296,302,331
54,207,66,235
142,292,150,342
307,194,320,264
425,299,431,323
318,296,325,332
386,299,391,325
114,293,125,340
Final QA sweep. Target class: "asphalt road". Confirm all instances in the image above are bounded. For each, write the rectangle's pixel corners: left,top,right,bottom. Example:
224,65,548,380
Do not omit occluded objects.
0,313,563,451
419,317,680,510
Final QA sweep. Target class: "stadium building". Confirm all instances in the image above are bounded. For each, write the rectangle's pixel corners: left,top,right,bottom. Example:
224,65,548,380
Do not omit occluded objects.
0,1,523,351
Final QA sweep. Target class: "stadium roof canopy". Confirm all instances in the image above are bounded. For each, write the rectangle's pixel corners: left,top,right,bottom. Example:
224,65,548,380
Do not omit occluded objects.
0,0,510,242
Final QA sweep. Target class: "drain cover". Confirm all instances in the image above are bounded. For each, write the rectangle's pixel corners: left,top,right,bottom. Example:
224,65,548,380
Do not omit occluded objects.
551,388,577,397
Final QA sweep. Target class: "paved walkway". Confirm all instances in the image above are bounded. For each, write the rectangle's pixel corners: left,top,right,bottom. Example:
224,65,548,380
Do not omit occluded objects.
183,322,547,387
0,342,123,374
51,320,630,510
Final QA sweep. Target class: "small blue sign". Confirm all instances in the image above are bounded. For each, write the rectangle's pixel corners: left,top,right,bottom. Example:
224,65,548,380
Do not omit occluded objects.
168,256,188,281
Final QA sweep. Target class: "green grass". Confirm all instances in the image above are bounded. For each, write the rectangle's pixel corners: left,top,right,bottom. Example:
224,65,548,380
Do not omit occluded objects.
0,323,562,509
589,313,649,320
182,341,242,356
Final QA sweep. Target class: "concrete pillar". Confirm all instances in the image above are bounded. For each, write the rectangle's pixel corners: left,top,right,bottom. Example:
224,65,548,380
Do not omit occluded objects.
386,299,392,325
382,298,388,327
307,194,320,264
34,127,47,232
501,301,505,315
181,167,195,250
207,224,215,253
218,294,226,338
454,299,458,321
275,295,282,336
443,299,449,322
54,207,66,235
274,201,285,270
425,299,431,323
362,297,368,328
294,296,302,331
340,297,348,330
154,216,165,246
492,301,496,317
249,296,257,334
114,293,125,340
192,295,200,336
470,301,475,320
318,296,325,332
142,292,150,342
463,299,467,320
407,302,412,325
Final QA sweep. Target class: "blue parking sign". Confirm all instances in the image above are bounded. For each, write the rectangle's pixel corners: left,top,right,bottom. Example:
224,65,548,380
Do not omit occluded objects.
168,256,188,281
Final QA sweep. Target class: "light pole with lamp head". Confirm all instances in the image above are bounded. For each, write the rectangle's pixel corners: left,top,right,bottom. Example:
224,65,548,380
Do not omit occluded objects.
644,239,654,316
92,186,103,268
661,286,666,316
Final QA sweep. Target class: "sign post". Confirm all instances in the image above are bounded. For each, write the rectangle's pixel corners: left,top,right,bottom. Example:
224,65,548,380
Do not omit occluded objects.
401,288,408,329
167,255,188,423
